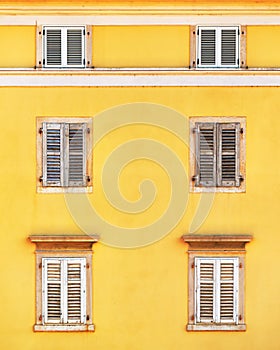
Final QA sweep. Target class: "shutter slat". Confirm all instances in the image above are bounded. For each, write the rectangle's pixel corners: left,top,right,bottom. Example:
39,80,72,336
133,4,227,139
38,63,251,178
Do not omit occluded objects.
197,123,216,187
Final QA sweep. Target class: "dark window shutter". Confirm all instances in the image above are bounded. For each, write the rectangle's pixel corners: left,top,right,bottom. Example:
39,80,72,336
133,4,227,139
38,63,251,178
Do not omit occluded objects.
45,29,62,66
67,29,83,66
221,28,238,66
200,29,216,66
43,123,63,187
67,123,86,187
217,123,240,187
196,123,217,187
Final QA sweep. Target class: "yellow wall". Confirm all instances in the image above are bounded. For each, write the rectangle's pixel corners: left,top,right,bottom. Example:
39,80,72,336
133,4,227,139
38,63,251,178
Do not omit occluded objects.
0,26,36,68
0,86,279,349
93,25,189,67
247,26,280,67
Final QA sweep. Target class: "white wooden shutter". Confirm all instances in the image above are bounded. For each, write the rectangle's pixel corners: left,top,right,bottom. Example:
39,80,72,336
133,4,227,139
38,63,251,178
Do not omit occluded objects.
43,26,85,68
196,259,215,323
67,28,85,67
198,26,239,68
43,123,64,187
42,258,62,324
221,28,239,67
68,123,87,187
196,123,217,187
66,259,86,324
42,258,86,325
217,123,240,187
195,257,239,325
198,28,216,67
45,28,62,67
219,259,239,324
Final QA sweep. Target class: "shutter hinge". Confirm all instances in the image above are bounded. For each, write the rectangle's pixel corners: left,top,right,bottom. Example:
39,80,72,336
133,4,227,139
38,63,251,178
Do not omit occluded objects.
239,175,244,183
192,127,198,134
239,262,243,268
39,262,42,269
240,127,244,134
87,176,91,183
39,314,42,321
87,315,90,321
192,175,198,182
39,176,43,183
191,315,195,321
87,127,91,134
191,263,195,269
86,263,90,269
39,127,43,134
239,315,242,321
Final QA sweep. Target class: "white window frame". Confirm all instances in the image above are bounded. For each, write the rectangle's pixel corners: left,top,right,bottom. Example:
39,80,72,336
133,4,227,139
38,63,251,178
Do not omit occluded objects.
36,117,93,193
195,257,239,325
42,257,86,325
196,26,240,69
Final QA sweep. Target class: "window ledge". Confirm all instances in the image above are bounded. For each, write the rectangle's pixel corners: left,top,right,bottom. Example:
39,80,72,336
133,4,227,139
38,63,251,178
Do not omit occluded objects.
34,324,95,332
37,186,93,193
187,324,246,331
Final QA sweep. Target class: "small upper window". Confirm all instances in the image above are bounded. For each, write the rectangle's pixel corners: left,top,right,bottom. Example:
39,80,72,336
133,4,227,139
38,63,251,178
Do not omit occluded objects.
188,25,248,69
189,117,246,192
36,26,92,69
37,118,92,193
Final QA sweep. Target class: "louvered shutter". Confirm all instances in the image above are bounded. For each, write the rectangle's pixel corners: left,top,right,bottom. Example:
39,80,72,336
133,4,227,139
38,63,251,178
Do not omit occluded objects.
196,123,217,187
45,28,62,67
195,257,239,325
217,123,240,187
43,123,64,186
67,124,87,187
67,29,84,66
43,259,62,324
66,259,86,324
219,259,239,324
221,28,239,67
196,259,215,323
199,28,216,66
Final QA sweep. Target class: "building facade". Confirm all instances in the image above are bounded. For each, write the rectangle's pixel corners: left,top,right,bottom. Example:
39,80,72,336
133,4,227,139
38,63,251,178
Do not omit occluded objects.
0,1,279,349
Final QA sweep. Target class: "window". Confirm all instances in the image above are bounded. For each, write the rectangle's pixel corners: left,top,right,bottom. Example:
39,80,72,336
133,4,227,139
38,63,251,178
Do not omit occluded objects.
182,234,252,331
37,118,92,193
189,25,246,69
29,235,99,332
36,25,92,69
189,117,246,192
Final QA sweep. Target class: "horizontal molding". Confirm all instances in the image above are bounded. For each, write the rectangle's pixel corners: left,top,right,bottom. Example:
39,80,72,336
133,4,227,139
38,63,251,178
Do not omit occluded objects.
0,70,280,86
0,14,280,26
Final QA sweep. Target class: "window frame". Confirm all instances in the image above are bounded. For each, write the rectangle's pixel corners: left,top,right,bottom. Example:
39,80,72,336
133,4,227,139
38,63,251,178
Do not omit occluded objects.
189,117,246,193
36,25,92,69
189,25,247,69
29,235,99,332
36,117,93,193
182,234,252,332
